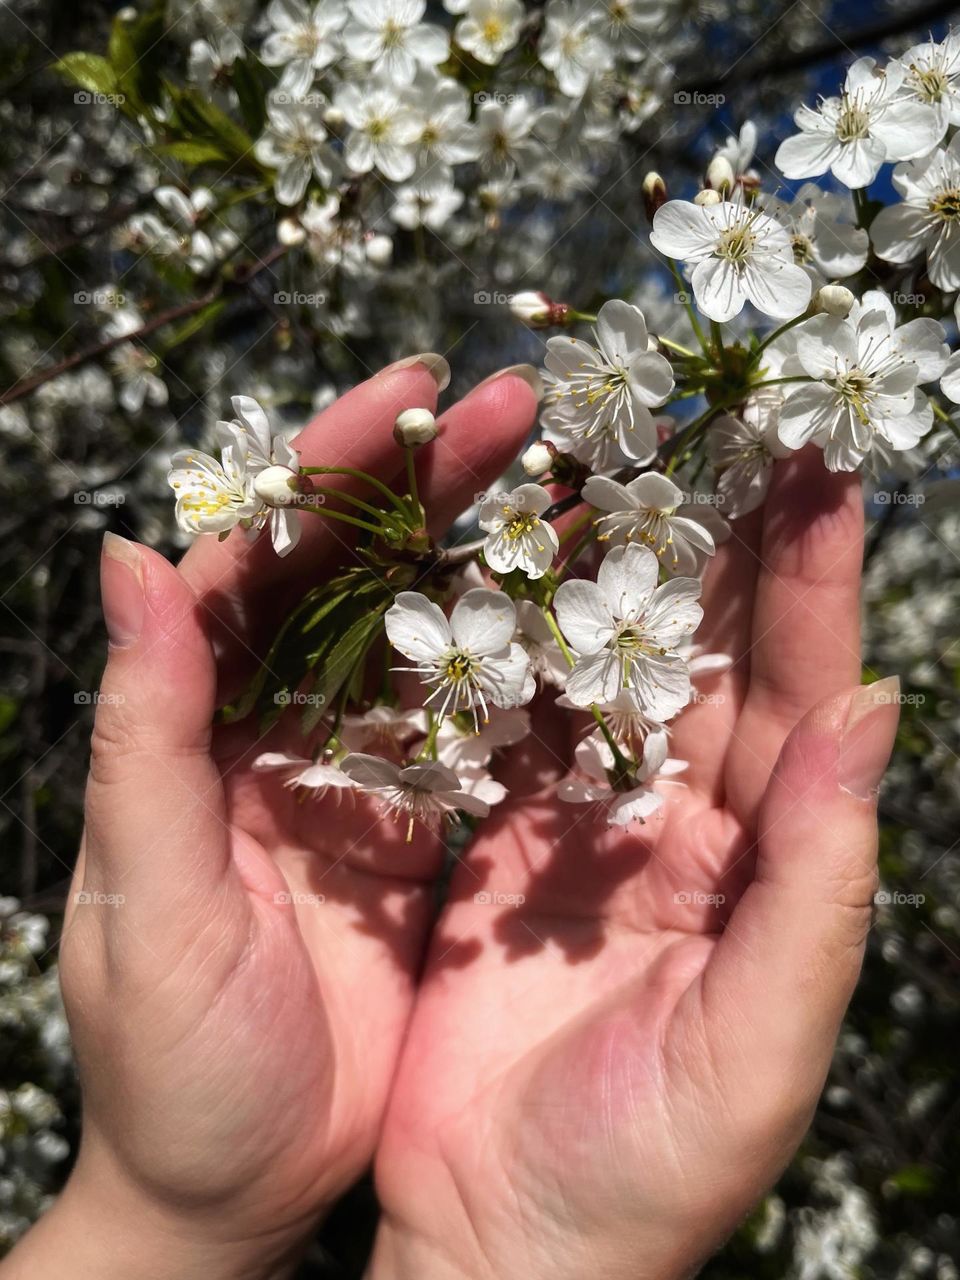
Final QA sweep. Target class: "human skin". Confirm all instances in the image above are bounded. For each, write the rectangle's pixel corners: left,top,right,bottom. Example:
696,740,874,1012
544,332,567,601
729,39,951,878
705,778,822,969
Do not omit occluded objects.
0,358,899,1280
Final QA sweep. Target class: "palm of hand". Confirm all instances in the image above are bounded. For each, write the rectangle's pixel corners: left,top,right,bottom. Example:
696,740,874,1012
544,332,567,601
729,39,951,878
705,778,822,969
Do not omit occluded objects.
373,457,874,1279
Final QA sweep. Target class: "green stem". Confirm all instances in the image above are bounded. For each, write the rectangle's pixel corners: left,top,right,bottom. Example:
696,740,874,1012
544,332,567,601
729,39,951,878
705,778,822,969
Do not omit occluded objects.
749,313,810,367
416,711,440,761
300,466,410,517
298,504,383,535
404,447,423,524
659,335,699,359
667,259,710,356
933,399,960,445
540,607,632,779
308,486,395,522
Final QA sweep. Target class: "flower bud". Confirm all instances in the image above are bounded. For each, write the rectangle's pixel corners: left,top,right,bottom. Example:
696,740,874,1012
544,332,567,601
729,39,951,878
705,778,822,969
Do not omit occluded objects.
521,440,556,476
642,171,667,222
323,105,345,129
508,290,569,327
706,155,735,194
694,188,721,207
253,464,300,506
813,283,855,317
365,233,393,267
394,407,438,447
277,217,305,247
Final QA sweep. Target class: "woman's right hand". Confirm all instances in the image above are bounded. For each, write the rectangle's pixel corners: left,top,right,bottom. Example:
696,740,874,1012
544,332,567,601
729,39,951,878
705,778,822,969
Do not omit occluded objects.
0,357,539,1280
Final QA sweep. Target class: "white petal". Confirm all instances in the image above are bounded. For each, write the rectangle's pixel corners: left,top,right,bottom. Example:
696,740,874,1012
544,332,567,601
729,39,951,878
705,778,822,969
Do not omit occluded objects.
385,592,451,661
450,588,516,654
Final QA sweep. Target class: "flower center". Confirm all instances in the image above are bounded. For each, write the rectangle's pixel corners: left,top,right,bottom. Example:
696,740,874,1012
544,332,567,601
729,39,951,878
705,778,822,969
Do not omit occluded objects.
836,97,870,142
791,232,813,263
482,15,504,41
911,64,949,102
834,368,874,424
382,20,406,48
930,187,960,221
716,222,756,264
506,512,541,539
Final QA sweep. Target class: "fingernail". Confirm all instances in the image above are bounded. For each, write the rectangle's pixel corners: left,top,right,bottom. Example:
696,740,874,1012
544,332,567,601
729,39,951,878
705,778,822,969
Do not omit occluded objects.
473,363,544,402
101,533,144,648
380,353,451,391
838,677,901,800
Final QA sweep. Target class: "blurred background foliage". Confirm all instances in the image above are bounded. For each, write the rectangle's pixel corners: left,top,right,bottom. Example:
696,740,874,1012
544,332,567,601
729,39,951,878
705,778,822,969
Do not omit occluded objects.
1,0,959,1274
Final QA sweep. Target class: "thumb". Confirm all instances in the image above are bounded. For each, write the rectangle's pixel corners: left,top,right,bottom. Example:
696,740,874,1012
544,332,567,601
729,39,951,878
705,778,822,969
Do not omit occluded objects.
82,533,233,913
702,678,900,1098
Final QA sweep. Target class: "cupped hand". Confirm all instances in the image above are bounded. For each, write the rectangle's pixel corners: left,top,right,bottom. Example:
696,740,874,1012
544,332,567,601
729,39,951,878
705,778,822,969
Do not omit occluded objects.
369,448,899,1280
3,359,539,1280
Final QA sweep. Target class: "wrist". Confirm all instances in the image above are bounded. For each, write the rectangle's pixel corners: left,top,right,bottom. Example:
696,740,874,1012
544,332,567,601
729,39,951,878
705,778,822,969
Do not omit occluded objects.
0,1150,309,1280
366,1217,701,1280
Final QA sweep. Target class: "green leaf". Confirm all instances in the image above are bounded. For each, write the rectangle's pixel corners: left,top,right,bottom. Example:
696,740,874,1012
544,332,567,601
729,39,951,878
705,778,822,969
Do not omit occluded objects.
167,84,256,165
154,140,230,167
231,56,268,137
53,53,119,99
302,606,387,732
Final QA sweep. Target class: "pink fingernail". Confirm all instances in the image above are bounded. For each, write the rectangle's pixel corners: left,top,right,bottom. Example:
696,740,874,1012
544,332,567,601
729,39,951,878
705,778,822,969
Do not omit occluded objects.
101,533,144,648
838,677,901,800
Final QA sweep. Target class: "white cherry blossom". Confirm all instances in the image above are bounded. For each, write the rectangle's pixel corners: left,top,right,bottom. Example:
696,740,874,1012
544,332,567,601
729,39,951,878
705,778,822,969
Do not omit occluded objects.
478,484,559,579
870,136,960,290
455,0,524,66
336,80,420,181
542,299,674,470
650,198,812,322
760,183,869,286
343,0,449,85
775,56,942,189
252,752,356,798
261,0,346,97
255,96,333,205
558,731,686,826
896,32,960,133
553,542,702,716
340,754,489,838
778,292,948,472
385,588,534,727
539,0,613,99
709,390,791,518
582,472,717,576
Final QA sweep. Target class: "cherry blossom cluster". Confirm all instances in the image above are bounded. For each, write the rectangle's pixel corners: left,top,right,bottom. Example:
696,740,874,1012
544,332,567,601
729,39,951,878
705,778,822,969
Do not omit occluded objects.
163,30,960,843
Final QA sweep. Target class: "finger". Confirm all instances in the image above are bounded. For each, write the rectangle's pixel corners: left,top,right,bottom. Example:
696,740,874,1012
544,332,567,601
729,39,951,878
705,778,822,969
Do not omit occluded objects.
698,680,899,1114
725,447,864,824
83,533,235,915
670,508,763,803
